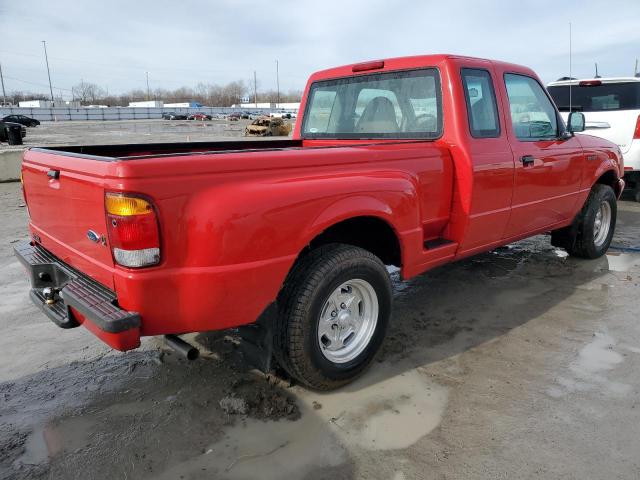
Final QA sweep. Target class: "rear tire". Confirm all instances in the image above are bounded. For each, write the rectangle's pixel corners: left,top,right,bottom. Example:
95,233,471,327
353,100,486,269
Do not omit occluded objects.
557,184,616,259
274,244,392,390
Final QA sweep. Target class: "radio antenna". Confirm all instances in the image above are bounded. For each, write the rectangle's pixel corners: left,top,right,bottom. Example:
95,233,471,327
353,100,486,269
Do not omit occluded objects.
595,62,600,78
569,22,572,113
635,59,639,78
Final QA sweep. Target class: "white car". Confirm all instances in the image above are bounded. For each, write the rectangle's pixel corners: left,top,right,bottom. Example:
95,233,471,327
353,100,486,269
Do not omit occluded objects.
547,77,640,201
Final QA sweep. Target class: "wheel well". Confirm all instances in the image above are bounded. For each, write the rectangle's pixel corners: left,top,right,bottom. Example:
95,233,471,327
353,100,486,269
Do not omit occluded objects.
596,169,621,196
307,216,401,267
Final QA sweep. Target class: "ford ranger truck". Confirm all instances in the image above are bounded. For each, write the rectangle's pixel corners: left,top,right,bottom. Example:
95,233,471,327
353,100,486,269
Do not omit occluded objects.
547,76,640,202
16,55,625,390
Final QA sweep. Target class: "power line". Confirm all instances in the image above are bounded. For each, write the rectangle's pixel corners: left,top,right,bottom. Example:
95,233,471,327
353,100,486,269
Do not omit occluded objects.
2,74,73,92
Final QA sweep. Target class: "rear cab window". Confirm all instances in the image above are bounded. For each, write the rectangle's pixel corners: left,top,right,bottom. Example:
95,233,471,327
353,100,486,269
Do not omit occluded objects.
461,68,500,138
302,68,442,139
547,81,640,112
504,73,558,140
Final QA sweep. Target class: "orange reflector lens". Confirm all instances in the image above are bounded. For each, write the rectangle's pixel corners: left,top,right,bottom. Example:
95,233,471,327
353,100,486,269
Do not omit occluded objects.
105,193,153,216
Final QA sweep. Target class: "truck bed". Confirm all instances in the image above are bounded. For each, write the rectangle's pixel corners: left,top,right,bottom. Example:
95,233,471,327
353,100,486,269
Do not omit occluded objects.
31,138,303,160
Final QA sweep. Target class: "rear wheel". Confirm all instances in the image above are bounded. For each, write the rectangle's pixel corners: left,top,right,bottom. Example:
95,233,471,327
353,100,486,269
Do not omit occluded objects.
274,244,392,390
554,184,616,259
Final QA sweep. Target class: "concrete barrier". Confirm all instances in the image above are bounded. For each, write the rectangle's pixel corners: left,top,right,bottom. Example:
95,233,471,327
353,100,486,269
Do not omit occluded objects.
0,149,24,182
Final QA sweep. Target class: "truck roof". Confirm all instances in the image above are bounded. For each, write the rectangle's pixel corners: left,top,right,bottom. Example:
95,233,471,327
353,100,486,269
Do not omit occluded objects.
308,54,537,82
548,77,640,87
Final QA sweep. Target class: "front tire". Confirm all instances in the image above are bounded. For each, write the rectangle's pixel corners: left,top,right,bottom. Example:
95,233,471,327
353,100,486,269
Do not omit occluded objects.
274,244,392,390
556,184,616,259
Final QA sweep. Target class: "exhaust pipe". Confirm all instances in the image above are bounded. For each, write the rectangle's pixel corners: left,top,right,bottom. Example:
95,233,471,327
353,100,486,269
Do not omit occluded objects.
164,334,199,360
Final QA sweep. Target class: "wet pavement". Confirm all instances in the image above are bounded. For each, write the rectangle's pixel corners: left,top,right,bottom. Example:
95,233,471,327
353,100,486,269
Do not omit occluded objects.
1,181,639,479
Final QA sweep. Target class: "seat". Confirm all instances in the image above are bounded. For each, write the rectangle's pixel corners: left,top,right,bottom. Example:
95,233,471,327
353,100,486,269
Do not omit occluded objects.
471,97,494,131
355,96,399,133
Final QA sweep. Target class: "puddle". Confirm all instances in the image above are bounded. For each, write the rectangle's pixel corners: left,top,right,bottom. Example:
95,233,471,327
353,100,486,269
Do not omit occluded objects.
17,416,95,467
572,333,622,374
548,332,630,398
604,252,640,272
306,367,448,451
154,365,448,479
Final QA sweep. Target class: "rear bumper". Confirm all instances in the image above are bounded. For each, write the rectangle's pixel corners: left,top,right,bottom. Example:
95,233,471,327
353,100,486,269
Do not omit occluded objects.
14,242,141,351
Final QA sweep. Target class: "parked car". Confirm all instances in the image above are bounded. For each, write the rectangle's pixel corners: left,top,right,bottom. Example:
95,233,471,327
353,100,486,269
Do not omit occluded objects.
245,116,292,136
15,54,624,390
547,77,640,201
2,114,40,127
0,121,26,144
161,112,188,120
227,113,241,121
187,113,212,121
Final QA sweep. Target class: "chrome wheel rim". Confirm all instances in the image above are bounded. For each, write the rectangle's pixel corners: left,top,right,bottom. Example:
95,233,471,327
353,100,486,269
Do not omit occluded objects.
593,201,612,247
317,279,378,364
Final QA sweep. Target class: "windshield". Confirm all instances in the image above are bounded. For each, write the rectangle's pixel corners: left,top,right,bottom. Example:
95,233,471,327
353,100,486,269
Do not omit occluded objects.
547,82,640,112
301,68,442,139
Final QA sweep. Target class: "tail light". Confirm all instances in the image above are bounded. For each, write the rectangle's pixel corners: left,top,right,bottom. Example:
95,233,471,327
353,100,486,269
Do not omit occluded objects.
105,193,160,268
634,115,640,139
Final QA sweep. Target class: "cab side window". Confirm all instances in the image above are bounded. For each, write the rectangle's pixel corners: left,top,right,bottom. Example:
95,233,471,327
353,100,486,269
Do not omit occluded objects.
461,68,500,138
504,73,558,140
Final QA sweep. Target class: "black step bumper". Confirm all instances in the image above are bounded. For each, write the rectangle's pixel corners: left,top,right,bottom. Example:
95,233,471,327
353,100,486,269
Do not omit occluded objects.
14,242,140,333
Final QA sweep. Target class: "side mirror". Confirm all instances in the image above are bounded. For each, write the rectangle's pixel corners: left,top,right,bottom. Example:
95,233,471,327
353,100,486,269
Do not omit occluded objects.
567,111,585,133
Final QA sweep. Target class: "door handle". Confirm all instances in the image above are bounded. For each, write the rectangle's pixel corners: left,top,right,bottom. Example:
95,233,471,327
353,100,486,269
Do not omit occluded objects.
47,169,60,179
521,155,535,167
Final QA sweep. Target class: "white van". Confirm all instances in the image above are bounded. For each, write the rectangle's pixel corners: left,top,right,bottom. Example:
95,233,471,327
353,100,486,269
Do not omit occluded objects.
547,77,640,201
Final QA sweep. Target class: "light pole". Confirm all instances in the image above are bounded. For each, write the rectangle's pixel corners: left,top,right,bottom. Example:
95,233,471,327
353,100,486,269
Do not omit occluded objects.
0,62,7,106
42,40,54,103
146,71,150,100
276,60,280,108
254,70,258,108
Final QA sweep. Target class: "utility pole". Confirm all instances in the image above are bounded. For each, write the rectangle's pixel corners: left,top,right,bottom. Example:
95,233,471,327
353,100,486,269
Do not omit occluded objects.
146,71,150,100
42,41,54,103
0,62,7,106
568,22,572,114
276,60,280,108
253,70,258,108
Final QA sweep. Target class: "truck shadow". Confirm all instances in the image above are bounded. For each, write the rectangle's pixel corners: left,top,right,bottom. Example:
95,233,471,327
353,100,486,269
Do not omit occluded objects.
337,235,615,394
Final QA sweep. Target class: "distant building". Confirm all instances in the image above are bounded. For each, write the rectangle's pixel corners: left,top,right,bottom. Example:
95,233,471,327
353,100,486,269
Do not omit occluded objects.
128,100,164,108
234,102,300,111
18,100,81,108
164,101,202,108
19,100,53,108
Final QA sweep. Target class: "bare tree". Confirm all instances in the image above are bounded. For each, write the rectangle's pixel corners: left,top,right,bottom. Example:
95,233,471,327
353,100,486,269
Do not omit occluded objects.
21,79,300,108
72,81,106,105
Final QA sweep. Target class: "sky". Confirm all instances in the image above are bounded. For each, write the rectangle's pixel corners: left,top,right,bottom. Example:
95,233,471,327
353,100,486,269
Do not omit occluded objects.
0,0,639,99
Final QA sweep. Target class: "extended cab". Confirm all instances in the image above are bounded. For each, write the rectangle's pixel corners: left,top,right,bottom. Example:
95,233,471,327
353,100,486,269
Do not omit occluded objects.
16,55,624,390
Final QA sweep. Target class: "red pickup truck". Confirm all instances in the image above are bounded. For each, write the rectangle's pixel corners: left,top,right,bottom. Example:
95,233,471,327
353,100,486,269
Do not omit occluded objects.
16,54,624,390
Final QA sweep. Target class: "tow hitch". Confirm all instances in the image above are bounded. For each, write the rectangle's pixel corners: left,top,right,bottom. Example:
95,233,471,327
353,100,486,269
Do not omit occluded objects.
42,286,59,305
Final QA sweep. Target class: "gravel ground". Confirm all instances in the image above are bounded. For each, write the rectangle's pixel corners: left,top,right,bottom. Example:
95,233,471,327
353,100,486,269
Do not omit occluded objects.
1,181,639,480
0,118,287,151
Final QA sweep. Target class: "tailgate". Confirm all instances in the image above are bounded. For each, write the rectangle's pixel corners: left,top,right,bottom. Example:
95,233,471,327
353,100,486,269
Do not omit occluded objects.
22,149,115,289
